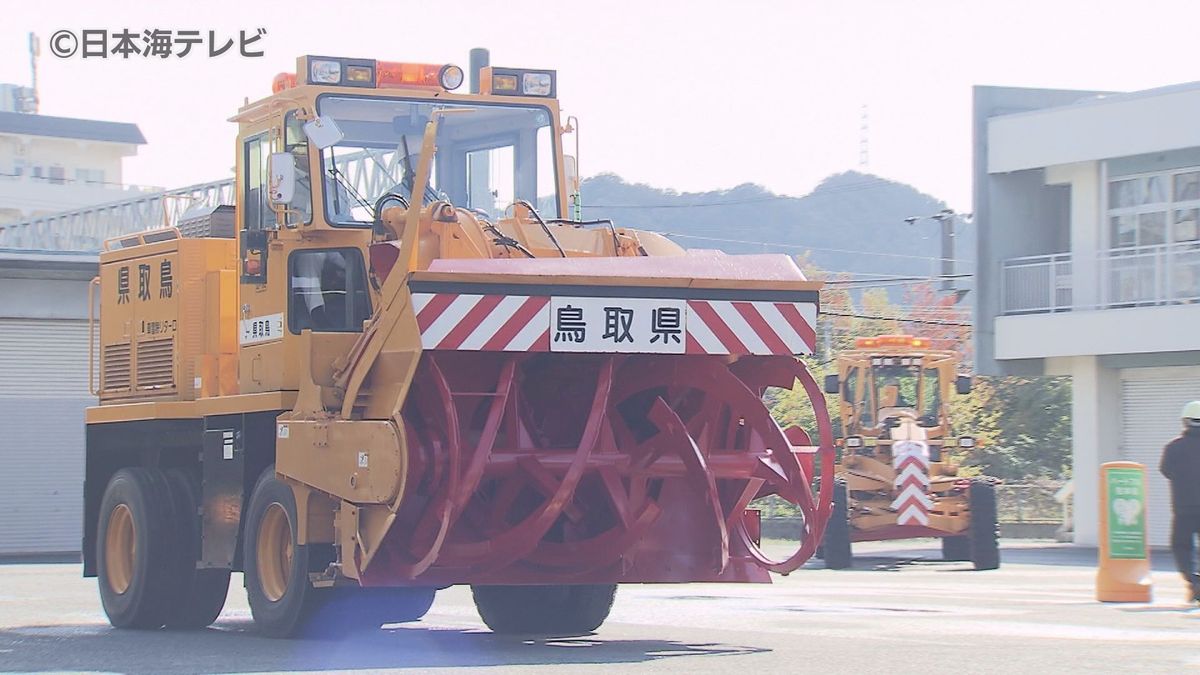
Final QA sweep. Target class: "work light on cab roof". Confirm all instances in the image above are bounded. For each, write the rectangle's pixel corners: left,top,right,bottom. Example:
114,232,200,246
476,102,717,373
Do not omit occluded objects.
270,54,554,97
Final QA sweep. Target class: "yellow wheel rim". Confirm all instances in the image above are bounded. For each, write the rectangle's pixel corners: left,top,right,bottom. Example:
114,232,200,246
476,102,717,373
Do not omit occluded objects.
257,503,293,603
104,504,136,595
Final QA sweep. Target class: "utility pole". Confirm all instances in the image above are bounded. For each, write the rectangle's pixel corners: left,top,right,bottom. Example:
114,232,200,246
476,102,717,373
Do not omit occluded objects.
905,209,971,295
28,32,40,113
932,209,955,292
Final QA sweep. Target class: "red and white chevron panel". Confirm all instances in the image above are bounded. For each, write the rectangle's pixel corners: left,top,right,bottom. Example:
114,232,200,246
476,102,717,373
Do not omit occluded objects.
411,292,816,355
891,440,932,526
413,293,550,352
685,300,816,355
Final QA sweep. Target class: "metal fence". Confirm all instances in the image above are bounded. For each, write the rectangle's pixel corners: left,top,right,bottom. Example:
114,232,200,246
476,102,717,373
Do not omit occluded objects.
753,482,1066,525
1002,243,1200,315
1001,253,1073,314
995,483,1064,524
1100,242,1200,307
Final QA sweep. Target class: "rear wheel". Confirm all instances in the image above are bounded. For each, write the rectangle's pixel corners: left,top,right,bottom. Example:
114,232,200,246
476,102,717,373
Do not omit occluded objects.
244,466,327,638
96,468,176,628
969,479,1000,571
472,584,617,635
941,535,970,562
163,469,230,628
823,479,852,570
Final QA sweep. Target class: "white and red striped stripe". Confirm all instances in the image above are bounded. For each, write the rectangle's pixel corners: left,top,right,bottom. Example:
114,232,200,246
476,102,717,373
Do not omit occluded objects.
685,300,816,356
413,293,550,352
892,440,932,526
411,292,817,355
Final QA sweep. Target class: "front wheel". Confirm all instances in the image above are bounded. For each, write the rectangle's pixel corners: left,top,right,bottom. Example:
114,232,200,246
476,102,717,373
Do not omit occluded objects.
243,466,328,638
471,584,616,635
941,534,970,562
822,479,852,570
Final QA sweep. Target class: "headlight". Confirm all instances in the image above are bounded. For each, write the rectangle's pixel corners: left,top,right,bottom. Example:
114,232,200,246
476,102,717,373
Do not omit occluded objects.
522,72,553,96
439,64,465,91
309,59,342,84
845,436,864,448
958,436,976,448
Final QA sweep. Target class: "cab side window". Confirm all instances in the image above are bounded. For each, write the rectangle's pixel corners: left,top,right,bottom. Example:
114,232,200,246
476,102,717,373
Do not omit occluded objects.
244,133,272,231
288,249,372,333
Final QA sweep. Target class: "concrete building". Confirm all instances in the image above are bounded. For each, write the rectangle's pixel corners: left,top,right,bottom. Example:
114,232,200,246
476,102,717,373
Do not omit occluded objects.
975,84,1200,547
0,250,96,556
0,97,145,556
0,97,149,225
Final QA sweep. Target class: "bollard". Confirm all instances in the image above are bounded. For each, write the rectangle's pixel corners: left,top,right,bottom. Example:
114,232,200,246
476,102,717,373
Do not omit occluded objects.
1096,461,1152,602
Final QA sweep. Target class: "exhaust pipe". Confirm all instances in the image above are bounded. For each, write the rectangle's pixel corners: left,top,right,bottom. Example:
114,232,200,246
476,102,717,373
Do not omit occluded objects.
469,48,489,94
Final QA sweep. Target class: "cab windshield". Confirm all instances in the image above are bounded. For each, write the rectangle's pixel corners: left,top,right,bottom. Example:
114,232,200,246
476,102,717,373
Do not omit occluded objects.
315,95,559,225
849,362,941,427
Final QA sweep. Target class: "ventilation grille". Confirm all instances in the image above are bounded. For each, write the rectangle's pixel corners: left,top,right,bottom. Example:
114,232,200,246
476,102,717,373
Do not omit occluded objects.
136,338,175,390
101,343,131,392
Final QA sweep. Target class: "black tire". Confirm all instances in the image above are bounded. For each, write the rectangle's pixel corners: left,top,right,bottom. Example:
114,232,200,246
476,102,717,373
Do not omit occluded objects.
941,535,970,562
96,467,177,629
823,479,852,570
968,479,1000,571
244,465,328,638
163,469,231,629
472,584,617,635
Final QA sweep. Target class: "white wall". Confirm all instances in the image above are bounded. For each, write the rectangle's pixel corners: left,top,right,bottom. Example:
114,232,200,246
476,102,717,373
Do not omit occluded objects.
995,304,1200,360
989,84,1200,174
0,134,147,222
1044,161,1102,307
1047,355,1121,546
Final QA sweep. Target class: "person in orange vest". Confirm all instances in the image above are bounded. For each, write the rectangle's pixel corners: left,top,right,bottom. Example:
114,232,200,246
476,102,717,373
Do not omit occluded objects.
1160,401,1200,603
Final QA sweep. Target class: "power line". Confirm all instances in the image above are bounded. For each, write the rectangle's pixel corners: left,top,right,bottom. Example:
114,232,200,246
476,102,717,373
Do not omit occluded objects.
651,231,976,266
821,310,973,328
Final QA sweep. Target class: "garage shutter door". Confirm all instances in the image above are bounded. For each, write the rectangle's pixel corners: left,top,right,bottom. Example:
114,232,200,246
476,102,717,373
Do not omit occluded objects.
0,319,93,555
1120,367,1200,547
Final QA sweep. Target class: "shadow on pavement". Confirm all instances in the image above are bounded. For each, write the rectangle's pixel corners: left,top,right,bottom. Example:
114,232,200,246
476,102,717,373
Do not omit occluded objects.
0,620,768,673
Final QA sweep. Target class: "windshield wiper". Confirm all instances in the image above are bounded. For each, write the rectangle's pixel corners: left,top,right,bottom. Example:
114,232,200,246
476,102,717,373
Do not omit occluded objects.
326,164,373,216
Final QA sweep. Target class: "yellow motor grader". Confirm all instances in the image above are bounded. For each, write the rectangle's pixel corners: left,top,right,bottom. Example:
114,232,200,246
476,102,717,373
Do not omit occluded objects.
819,335,999,570
82,52,836,638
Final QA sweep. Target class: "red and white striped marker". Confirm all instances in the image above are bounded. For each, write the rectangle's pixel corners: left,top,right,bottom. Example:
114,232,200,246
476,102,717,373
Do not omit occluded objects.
685,300,816,356
892,440,932,526
410,291,816,356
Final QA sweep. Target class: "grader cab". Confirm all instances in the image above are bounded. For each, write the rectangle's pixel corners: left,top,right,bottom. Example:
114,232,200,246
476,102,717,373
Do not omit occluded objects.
83,52,835,637
819,335,999,570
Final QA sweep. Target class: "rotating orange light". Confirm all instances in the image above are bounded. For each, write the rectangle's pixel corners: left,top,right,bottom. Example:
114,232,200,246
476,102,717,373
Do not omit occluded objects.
272,72,297,93
377,61,444,89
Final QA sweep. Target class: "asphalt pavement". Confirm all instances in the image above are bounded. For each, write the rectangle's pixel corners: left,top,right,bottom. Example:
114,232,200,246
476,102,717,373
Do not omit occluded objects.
2,540,1198,674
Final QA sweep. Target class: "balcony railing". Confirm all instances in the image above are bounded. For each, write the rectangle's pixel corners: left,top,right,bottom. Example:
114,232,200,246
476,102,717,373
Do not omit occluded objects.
1001,242,1200,314
1100,243,1200,307
1001,253,1073,313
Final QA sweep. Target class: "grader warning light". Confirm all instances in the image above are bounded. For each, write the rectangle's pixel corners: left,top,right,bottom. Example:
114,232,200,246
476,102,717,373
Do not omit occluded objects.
855,335,929,349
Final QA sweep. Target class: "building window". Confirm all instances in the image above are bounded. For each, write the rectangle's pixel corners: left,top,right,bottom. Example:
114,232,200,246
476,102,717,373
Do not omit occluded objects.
75,168,105,185
48,165,65,185
1108,168,1200,247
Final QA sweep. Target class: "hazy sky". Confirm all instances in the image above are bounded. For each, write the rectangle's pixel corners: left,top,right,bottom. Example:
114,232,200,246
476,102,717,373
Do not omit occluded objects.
4,0,1200,210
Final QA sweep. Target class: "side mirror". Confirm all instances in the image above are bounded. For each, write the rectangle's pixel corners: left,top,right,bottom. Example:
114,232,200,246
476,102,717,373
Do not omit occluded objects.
303,115,344,150
956,375,973,395
267,153,296,205
824,374,840,395
564,155,580,194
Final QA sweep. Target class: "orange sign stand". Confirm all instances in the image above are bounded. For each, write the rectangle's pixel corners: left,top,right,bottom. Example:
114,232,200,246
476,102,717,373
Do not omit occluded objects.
1096,461,1152,602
